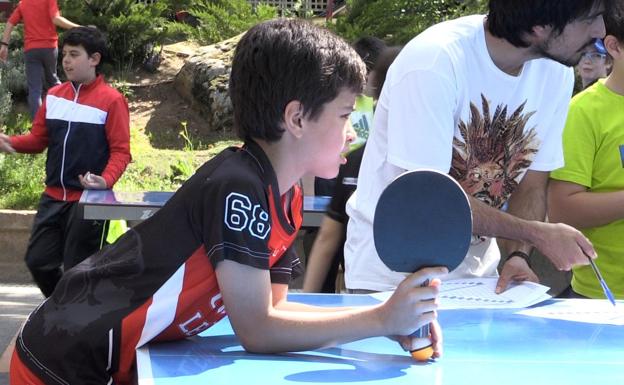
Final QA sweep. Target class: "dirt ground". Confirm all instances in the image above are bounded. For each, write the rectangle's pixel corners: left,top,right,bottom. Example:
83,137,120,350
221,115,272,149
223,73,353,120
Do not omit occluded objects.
125,41,235,150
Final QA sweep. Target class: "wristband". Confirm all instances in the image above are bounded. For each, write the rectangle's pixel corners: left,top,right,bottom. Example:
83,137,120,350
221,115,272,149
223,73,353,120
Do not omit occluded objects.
506,250,531,266
0,41,8,46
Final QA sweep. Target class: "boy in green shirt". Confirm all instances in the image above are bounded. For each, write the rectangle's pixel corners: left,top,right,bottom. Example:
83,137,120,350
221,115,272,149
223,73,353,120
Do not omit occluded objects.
549,3,624,300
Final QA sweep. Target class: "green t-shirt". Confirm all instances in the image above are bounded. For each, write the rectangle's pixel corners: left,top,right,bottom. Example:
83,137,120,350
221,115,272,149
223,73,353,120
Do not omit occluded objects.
550,80,624,299
349,95,374,152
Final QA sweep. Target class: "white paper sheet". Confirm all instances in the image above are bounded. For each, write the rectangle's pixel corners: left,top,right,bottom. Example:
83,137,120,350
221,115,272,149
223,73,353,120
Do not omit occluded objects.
370,277,551,310
517,299,624,325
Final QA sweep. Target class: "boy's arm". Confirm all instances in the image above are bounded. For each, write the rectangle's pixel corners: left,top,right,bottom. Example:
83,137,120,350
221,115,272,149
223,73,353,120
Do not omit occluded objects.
8,105,50,153
547,91,621,229
101,96,131,188
52,16,80,30
49,0,79,30
302,216,344,292
216,259,446,354
0,21,14,62
1,4,21,62
548,180,624,228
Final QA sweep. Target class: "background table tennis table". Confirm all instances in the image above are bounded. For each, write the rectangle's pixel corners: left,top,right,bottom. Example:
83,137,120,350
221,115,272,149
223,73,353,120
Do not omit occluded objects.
79,190,330,227
136,293,623,385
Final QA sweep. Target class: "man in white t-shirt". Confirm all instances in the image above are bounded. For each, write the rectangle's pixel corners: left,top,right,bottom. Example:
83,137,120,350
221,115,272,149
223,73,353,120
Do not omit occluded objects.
344,0,608,293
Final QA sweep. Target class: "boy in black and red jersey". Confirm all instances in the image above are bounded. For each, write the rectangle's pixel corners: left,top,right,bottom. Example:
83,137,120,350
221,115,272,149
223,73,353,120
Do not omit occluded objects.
8,19,445,385
0,26,131,298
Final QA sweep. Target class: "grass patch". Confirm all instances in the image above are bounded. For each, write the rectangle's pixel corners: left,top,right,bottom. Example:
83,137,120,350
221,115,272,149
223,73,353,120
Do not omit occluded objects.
0,110,240,210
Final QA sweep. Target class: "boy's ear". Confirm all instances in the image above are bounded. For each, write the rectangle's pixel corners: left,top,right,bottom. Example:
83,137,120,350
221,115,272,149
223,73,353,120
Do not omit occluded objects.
603,35,622,59
283,100,304,138
89,52,102,67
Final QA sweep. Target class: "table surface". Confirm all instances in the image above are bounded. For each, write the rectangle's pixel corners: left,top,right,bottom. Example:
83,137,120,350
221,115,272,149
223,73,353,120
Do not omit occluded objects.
79,190,330,226
136,294,624,385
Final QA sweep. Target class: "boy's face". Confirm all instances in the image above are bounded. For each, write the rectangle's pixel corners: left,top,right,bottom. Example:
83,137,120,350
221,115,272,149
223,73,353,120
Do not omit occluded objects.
301,89,358,179
62,44,100,84
536,4,606,66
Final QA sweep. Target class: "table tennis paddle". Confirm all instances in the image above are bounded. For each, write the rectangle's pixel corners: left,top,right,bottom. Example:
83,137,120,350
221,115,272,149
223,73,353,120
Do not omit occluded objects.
373,169,472,360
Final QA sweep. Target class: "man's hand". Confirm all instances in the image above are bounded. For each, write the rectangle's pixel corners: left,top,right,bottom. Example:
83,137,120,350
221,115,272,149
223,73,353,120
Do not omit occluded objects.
0,133,15,153
79,171,107,189
495,256,539,294
533,221,594,271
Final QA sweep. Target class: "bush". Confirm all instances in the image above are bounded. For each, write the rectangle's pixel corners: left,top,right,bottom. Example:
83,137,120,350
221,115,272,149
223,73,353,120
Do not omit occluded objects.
331,0,487,44
59,0,170,73
0,69,12,128
0,113,45,210
165,0,277,46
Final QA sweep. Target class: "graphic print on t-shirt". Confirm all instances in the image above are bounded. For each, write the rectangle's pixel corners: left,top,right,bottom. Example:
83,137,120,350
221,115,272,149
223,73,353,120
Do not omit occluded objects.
450,95,540,209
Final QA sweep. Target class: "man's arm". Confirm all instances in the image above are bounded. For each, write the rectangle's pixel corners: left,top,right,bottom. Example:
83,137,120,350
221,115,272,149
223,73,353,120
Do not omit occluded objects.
470,170,594,272
548,179,624,229
491,171,546,292
52,15,80,30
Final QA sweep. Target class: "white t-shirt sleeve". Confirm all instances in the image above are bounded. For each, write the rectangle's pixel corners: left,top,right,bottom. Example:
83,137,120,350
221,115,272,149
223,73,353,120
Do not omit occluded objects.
385,55,458,173
529,67,574,171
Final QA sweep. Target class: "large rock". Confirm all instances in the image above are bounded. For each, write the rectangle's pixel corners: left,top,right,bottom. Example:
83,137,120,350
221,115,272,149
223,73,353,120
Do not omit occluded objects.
174,34,241,133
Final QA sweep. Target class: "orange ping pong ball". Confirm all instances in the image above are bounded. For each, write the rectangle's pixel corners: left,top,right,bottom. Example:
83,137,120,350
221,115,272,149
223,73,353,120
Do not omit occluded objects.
411,345,434,361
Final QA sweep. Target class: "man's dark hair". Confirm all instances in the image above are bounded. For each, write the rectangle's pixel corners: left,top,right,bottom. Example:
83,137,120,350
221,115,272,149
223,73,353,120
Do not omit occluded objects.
487,0,605,47
352,36,387,73
61,26,108,73
605,0,624,41
229,19,366,142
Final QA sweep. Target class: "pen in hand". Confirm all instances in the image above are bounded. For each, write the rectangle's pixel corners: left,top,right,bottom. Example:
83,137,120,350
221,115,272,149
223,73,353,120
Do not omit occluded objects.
584,251,616,307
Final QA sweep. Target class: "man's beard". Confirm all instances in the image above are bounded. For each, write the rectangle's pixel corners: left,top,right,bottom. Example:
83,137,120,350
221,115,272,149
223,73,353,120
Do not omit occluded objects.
535,38,595,67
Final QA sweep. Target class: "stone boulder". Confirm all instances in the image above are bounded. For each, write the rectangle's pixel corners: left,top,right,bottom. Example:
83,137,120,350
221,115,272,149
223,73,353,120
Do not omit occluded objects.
174,34,241,133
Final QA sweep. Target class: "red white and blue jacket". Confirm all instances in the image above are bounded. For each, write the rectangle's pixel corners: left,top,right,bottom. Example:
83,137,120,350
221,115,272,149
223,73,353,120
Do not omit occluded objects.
10,75,131,201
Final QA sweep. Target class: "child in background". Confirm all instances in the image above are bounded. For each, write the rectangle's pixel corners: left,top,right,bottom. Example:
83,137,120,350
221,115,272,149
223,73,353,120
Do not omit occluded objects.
576,38,611,90
303,46,403,293
549,2,624,300
0,26,131,298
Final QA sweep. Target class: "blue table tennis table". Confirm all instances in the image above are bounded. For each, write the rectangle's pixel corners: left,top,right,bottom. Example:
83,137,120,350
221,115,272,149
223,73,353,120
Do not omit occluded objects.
79,190,330,227
136,293,623,385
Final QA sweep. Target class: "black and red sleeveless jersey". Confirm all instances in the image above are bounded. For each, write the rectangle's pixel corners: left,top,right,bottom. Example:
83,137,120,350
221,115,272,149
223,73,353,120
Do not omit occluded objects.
15,141,303,384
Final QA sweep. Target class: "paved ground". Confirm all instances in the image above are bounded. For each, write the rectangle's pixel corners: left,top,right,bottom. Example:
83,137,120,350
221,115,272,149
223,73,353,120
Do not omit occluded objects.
0,283,43,385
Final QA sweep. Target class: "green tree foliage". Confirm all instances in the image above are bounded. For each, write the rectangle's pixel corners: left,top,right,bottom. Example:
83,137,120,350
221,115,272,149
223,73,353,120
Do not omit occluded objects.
59,0,169,73
332,0,487,44
0,114,45,210
166,0,277,46
0,71,12,129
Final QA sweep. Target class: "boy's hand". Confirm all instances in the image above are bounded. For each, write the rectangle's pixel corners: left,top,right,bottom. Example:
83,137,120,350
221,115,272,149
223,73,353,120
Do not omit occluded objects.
380,267,446,336
79,171,107,189
394,319,444,359
0,133,15,153
0,45,8,62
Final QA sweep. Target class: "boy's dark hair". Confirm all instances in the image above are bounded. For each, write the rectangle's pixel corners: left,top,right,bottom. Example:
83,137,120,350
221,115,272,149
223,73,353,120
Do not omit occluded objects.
369,46,403,100
605,0,624,41
229,19,366,143
61,26,108,73
487,0,605,48
352,36,387,73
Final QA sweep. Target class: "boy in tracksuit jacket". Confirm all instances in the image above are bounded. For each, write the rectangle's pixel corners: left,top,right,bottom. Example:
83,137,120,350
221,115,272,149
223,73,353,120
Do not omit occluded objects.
0,26,131,297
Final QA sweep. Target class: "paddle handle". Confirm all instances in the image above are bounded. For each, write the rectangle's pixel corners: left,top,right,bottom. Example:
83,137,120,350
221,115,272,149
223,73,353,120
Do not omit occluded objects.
409,279,434,361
